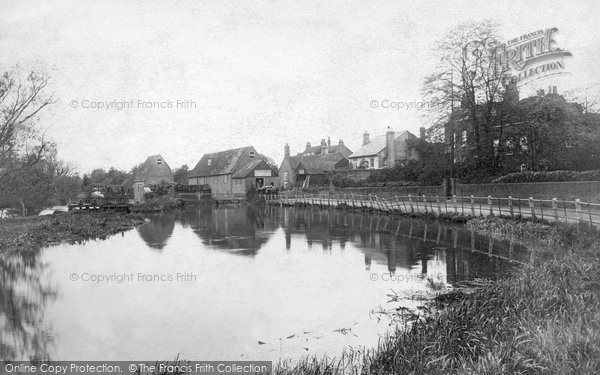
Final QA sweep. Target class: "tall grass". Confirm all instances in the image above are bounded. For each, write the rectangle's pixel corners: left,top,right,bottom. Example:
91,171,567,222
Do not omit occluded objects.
277,220,600,375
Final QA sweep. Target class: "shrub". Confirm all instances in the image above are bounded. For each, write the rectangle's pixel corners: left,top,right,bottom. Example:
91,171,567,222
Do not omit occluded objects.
491,169,600,183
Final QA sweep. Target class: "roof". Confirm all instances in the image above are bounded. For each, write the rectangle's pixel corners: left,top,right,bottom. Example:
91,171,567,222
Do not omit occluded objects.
133,154,173,184
232,159,277,178
349,131,414,158
189,146,257,177
296,153,349,174
303,143,353,157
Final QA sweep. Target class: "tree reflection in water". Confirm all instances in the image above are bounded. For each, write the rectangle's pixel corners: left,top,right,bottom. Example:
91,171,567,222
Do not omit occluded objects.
0,248,55,360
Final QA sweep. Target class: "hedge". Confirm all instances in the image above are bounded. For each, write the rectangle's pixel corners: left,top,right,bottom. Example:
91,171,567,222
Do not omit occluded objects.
491,170,600,183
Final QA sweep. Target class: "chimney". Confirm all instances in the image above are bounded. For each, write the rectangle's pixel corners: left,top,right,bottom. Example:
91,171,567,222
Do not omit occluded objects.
284,143,290,157
327,137,331,147
420,127,426,141
386,127,396,168
363,131,370,146
305,142,311,152
320,138,327,155
339,139,344,146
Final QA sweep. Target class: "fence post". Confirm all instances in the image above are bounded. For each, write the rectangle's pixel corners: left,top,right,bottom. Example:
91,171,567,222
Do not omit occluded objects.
423,195,428,213
452,195,458,214
588,202,593,226
436,195,442,216
575,199,582,223
408,195,414,213
488,196,493,216
508,196,514,218
552,198,558,222
529,197,536,220
470,195,475,216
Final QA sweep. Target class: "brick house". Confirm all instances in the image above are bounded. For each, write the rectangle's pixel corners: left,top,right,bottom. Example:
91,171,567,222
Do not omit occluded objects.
132,154,174,203
188,146,278,199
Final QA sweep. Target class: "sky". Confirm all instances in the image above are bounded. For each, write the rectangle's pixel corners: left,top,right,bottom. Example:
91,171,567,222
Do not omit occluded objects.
1,0,599,173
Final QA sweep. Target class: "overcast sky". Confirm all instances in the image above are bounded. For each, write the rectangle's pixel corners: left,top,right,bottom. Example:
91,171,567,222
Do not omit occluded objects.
2,0,599,173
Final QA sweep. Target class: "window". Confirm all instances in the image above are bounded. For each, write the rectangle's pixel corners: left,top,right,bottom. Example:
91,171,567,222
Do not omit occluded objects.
157,158,162,165
223,175,228,183
249,151,255,158
284,171,289,181
370,158,375,168
461,130,467,144
207,158,212,166
298,169,305,175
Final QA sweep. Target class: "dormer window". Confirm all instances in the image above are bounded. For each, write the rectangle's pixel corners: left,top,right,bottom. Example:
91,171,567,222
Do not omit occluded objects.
207,158,212,166
157,158,162,165
249,151,255,158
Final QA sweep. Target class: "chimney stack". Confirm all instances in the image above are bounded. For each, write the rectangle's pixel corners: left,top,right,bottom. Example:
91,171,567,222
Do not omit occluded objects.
284,143,290,157
339,139,344,146
420,127,426,141
320,138,327,155
305,142,311,152
363,131,370,145
327,137,331,147
386,127,396,168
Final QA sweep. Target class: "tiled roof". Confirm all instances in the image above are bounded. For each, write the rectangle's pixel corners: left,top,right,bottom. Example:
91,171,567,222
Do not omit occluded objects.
189,146,256,177
349,131,414,158
232,159,278,178
348,135,387,158
133,154,174,184
303,144,353,157
296,153,349,174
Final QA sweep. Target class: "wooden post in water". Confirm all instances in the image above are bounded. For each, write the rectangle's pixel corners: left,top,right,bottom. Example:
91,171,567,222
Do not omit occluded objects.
508,196,514,218
470,195,475,216
588,202,593,226
408,195,414,213
452,195,458,214
436,195,442,216
552,198,559,222
488,196,493,216
423,195,428,213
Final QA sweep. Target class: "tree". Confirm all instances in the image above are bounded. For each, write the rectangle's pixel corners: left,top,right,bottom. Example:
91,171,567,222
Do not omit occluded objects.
173,164,188,185
0,68,54,184
423,21,508,177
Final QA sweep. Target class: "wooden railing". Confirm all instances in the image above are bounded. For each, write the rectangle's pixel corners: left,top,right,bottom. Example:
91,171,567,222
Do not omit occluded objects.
263,192,600,226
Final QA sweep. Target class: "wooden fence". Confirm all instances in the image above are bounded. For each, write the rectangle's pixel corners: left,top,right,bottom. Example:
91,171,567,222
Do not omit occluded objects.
263,192,600,227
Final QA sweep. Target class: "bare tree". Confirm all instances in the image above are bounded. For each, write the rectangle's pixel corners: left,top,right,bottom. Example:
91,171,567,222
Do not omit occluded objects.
0,68,54,183
423,21,509,175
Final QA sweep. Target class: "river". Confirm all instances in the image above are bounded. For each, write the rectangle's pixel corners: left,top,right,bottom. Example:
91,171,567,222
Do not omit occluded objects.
0,206,529,361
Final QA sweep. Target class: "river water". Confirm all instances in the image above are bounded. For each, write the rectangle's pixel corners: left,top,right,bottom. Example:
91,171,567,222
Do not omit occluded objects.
1,206,530,361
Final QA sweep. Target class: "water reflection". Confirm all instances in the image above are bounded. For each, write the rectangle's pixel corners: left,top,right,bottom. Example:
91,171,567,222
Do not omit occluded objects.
137,212,175,250
177,206,278,256
0,249,55,360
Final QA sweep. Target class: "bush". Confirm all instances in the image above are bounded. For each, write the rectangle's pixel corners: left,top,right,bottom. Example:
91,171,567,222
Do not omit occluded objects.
492,169,600,183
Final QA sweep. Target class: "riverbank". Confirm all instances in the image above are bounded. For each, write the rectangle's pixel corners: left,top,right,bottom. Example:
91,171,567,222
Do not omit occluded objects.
276,218,600,374
0,212,146,251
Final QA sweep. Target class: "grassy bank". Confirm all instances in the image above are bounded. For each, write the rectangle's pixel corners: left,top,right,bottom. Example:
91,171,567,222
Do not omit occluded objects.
0,212,146,251
277,218,600,375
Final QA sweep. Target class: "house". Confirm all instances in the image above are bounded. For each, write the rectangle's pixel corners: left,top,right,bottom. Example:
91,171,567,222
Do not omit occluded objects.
132,154,174,203
348,128,422,169
299,137,352,157
295,153,351,187
278,143,351,188
188,146,278,199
